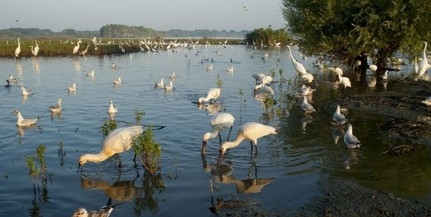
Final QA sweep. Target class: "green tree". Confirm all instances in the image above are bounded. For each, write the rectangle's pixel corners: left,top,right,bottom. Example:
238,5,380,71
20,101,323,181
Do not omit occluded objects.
245,27,292,48
282,0,431,72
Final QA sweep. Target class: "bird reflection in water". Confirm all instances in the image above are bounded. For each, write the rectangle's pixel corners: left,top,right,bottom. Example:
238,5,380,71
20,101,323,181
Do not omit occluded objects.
17,125,41,138
80,174,143,202
198,103,222,115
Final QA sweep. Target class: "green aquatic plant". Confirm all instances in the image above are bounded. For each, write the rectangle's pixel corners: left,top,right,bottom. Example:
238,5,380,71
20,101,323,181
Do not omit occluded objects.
133,126,162,176
135,110,146,124
101,118,117,137
216,74,223,88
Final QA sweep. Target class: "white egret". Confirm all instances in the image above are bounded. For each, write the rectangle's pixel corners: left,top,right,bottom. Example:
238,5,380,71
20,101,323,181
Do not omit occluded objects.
287,45,307,75
73,39,81,55
14,38,21,58
418,41,430,79
337,70,351,88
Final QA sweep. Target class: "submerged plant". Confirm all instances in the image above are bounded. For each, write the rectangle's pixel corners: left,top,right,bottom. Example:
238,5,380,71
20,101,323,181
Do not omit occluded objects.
101,118,117,137
135,110,146,124
216,74,223,88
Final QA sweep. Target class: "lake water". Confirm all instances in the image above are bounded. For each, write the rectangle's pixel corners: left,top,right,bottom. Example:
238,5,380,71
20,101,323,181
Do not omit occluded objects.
1,45,431,216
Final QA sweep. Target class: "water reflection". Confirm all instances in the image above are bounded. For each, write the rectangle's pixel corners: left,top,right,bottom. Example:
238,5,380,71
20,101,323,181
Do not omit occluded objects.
198,103,222,115
80,175,143,202
17,125,40,138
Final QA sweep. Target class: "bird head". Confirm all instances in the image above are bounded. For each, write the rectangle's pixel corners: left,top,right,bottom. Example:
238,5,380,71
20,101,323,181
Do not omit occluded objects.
77,155,87,172
198,97,205,104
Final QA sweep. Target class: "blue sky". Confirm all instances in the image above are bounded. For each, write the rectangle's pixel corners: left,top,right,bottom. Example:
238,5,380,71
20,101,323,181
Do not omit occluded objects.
1,0,285,32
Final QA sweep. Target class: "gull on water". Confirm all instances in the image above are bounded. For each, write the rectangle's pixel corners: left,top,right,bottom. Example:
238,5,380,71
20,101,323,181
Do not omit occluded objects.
301,96,316,114
333,104,347,125
108,100,118,114
72,198,114,217
49,98,63,113
21,86,32,96
13,109,39,127
68,82,77,92
113,77,122,85
154,77,164,88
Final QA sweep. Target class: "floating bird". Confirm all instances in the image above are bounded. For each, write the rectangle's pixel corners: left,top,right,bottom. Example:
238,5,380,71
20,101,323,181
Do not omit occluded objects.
86,69,95,77
111,63,118,70
14,38,21,58
49,98,63,113
198,87,221,104
13,109,39,127
219,122,277,162
207,64,213,71
301,96,316,114
202,112,235,155
164,80,174,91
7,74,17,84
169,72,176,80
226,65,234,73
78,125,144,170
113,77,122,85
154,77,164,88
21,86,32,96
287,45,307,75
108,101,118,114
68,82,77,92
344,124,361,148
72,198,114,217
333,105,347,125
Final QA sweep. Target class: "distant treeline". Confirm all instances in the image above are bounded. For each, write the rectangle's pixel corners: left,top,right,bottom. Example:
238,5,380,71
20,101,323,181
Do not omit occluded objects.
0,24,249,39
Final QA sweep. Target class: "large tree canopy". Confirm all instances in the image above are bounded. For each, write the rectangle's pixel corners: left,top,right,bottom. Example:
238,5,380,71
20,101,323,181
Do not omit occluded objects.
282,0,431,70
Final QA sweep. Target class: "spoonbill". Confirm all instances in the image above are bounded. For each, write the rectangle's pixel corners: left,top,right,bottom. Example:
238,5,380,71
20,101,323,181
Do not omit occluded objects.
287,45,307,75
78,125,144,170
13,109,39,127
218,122,277,163
49,98,63,113
108,100,118,114
202,112,235,155
344,124,361,148
72,198,114,217
333,104,347,125
198,87,221,104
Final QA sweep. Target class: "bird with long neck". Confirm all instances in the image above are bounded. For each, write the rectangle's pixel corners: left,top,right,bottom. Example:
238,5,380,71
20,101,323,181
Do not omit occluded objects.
218,122,276,163
418,41,430,79
198,87,221,104
78,126,143,171
287,45,307,75
202,112,235,155
14,38,21,58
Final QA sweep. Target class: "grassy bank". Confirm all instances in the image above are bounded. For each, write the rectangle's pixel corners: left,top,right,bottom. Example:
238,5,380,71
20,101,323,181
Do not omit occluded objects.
0,38,244,58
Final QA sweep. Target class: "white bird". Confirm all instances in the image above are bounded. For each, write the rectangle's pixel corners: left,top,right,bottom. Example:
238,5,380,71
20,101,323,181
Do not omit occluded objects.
328,67,343,76
369,64,377,73
72,198,114,217
226,65,234,73
301,72,314,83
78,125,144,170
68,82,77,92
301,96,316,114
86,69,95,77
108,101,118,114
219,122,277,162
202,112,235,155
13,109,39,127
287,45,307,75
421,96,431,106
169,72,176,80
154,77,164,88
73,39,81,55
198,87,221,104
254,84,274,95
113,77,122,85
414,56,419,74
21,86,32,96
337,71,351,88
417,41,431,79
368,77,377,88
333,105,347,125
252,73,266,84
14,38,21,58
207,64,213,71
381,70,388,80
80,45,90,56
33,40,39,56
111,63,118,70
296,84,312,97
164,80,174,91
7,74,17,84
49,98,63,113
344,124,361,148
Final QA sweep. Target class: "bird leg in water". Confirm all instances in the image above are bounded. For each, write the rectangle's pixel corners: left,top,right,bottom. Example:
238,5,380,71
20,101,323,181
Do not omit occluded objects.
218,132,222,146
115,153,122,168
226,127,233,142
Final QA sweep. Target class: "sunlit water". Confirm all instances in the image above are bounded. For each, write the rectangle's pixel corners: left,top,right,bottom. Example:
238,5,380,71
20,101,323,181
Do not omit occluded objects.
1,45,431,216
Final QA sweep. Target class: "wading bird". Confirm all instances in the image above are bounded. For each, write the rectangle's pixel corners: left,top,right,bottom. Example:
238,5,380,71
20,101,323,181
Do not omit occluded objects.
198,87,221,104
202,112,235,155
287,45,307,75
218,122,277,163
14,38,21,58
78,125,144,170
344,124,361,148
418,41,430,79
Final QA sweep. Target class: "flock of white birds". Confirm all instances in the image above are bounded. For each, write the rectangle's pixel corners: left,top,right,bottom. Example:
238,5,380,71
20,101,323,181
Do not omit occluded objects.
5,36,431,216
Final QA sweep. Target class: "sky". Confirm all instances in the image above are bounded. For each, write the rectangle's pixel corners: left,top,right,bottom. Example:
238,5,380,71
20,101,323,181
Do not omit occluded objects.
1,0,286,32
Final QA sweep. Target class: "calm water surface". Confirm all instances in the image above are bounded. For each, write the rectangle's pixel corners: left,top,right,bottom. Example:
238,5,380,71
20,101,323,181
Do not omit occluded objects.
1,45,431,216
